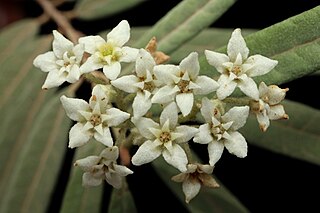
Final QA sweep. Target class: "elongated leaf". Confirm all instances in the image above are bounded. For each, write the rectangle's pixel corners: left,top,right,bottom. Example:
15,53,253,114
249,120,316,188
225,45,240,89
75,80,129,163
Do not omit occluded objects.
133,0,237,54
75,0,146,20
0,91,71,213
108,180,137,213
152,158,249,213
241,100,320,166
200,6,320,85
60,142,105,213
0,21,53,198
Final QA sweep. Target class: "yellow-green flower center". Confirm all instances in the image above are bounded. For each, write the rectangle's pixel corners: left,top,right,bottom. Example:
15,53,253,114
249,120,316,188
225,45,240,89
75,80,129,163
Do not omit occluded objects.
159,131,171,143
99,43,114,57
90,114,102,126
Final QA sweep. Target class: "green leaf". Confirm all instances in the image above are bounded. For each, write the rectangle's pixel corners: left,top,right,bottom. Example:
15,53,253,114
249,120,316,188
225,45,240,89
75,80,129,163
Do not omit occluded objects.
241,100,320,166
60,142,105,213
133,0,237,54
152,158,249,213
75,0,146,20
108,180,137,213
200,6,320,85
0,91,71,213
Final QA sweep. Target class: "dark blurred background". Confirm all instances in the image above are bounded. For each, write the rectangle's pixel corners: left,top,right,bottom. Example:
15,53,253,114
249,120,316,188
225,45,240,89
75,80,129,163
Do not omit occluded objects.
1,0,319,212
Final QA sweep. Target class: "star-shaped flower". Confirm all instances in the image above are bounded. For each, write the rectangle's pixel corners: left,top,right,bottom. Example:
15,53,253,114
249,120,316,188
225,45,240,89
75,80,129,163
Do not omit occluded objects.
171,163,219,203
79,20,139,80
250,82,289,132
131,102,199,172
151,52,219,116
75,146,133,188
111,48,162,118
60,84,130,148
205,28,278,100
33,30,84,89
194,97,249,166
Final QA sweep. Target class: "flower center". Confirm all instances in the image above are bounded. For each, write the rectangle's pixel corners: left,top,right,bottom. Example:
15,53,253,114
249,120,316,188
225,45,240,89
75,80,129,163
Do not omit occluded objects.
90,114,102,126
231,65,242,75
143,81,155,92
177,79,190,93
99,43,114,57
159,131,171,143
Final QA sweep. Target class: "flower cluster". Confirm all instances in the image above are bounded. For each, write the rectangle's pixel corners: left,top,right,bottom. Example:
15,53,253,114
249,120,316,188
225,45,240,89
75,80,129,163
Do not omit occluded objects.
33,20,289,203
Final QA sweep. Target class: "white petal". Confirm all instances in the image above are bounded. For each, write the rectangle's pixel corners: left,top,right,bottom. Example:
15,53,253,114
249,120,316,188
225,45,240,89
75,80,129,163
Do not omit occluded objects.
66,64,81,83
100,146,119,162
174,126,199,144
193,123,213,144
162,144,188,172
131,140,162,165
68,123,91,148
75,156,101,172
200,97,215,123
105,108,130,126
52,30,73,58
193,76,219,95
256,111,270,132
94,127,113,147
267,85,287,105
79,35,105,54
82,172,102,187
120,46,139,62
131,117,159,139
132,91,152,118
204,50,229,73
176,93,194,117
80,56,103,74
217,74,237,100
227,28,249,62
268,105,287,120
237,75,259,100
113,164,134,176
107,20,130,47
258,81,269,97
222,106,249,131
245,55,278,77
224,131,247,158
179,52,199,80
105,173,122,189
183,179,201,203
135,48,156,77
160,102,178,129
208,141,224,166
33,51,58,72
42,70,65,89
111,75,139,93
73,43,85,62
153,64,180,84
103,62,121,80
60,95,90,121
151,85,179,104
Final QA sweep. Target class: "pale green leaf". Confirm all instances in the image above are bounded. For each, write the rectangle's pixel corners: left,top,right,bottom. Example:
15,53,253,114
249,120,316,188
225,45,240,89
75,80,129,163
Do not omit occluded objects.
200,6,320,85
0,91,71,213
75,0,146,20
152,158,249,213
60,142,105,213
241,100,320,166
108,180,137,213
133,0,237,55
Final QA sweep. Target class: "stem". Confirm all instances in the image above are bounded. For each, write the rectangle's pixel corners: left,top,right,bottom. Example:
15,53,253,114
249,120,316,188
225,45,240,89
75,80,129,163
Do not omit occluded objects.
182,143,193,163
36,0,82,43
223,97,251,106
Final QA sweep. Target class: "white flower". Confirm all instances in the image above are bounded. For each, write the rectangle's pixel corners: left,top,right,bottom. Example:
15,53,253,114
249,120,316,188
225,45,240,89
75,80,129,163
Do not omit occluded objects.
75,146,133,188
151,52,219,116
171,163,219,203
194,97,249,166
251,82,289,132
33,30,84,89
131,102,199,172
60,84,130,148
111,49,162,117
205,28,278,100
79,20,139,80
